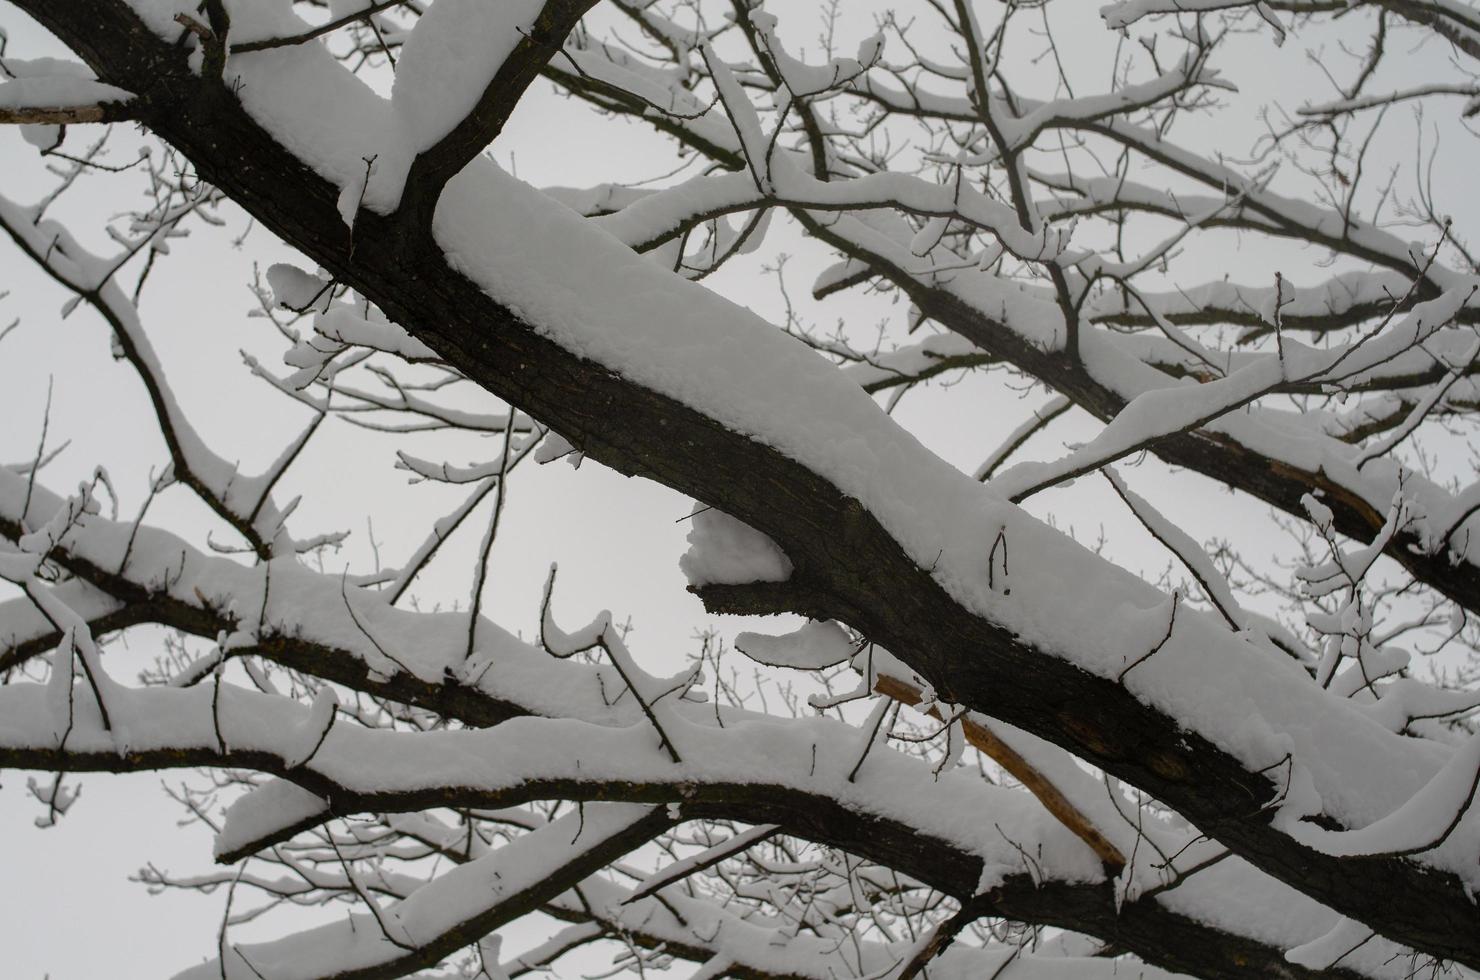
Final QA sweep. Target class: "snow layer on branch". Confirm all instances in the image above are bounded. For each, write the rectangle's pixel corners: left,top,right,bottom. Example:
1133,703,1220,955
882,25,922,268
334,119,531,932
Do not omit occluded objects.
196,801,1203,980
265,263,330,311
1286,917,1374,970
0,75,132,109
0,426,1453,972
129,0,544,216
1156,858,1415,977
1101,0,1289,44
679,506,793,586
389,0,546,152
839,332,985,390
818,179,1480,546
734,620,853,670
0,56,132,119
0,467,646,729
213,780,328,861
547,871,1195,980
0,644,1412,979
0,679,1108,892
123,1,399,208
0,580,124,658
1289,732,1480,858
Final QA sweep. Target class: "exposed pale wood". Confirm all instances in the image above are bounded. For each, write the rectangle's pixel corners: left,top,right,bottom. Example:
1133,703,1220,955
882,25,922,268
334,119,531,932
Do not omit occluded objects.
874,673,1127,870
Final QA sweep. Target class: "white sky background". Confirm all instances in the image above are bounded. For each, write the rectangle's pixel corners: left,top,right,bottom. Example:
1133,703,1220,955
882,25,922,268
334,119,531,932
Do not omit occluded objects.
1,1,1477,976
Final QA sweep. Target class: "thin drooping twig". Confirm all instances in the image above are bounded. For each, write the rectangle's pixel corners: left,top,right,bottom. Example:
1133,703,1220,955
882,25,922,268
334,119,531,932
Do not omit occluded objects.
464,426,517,661
1119,591,1181,683
230,0,416,54
975,395,1072,481
599,626,684,765
1103,467,1245,633
846,697,897,783
20,377,54,530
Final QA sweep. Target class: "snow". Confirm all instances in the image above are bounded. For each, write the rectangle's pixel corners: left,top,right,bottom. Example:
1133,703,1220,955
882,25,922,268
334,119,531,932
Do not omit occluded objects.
0,471,1121,904
214,781,328,862
533,869,1193,980
265,262,330,311
679,506,793,586
734,620,854,670
1101,0,1290,44
280,303,439,385
0,191,293,545
841,332,988,392
126,0,554,218
1285,917,1372,970
745,8,882,99
974,395,1071,480
279,686,338,769
182,805,660,980
0,675,1109,896
389,0,548,153
0,581,124,662
1155,860,1412,977
1104,467,1249,632
624,822,779,903
0,75,133,109
1290,731,1480,859
0,465,649,730
0,56,133,118
192,798,1193,980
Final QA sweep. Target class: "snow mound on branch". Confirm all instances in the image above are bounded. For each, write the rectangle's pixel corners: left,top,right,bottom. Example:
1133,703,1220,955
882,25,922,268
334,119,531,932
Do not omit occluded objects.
214,780,327,861
679,507,792,586
0,75,132,109
735,621,853,670
1288,731,1480,859
265,263,330,311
